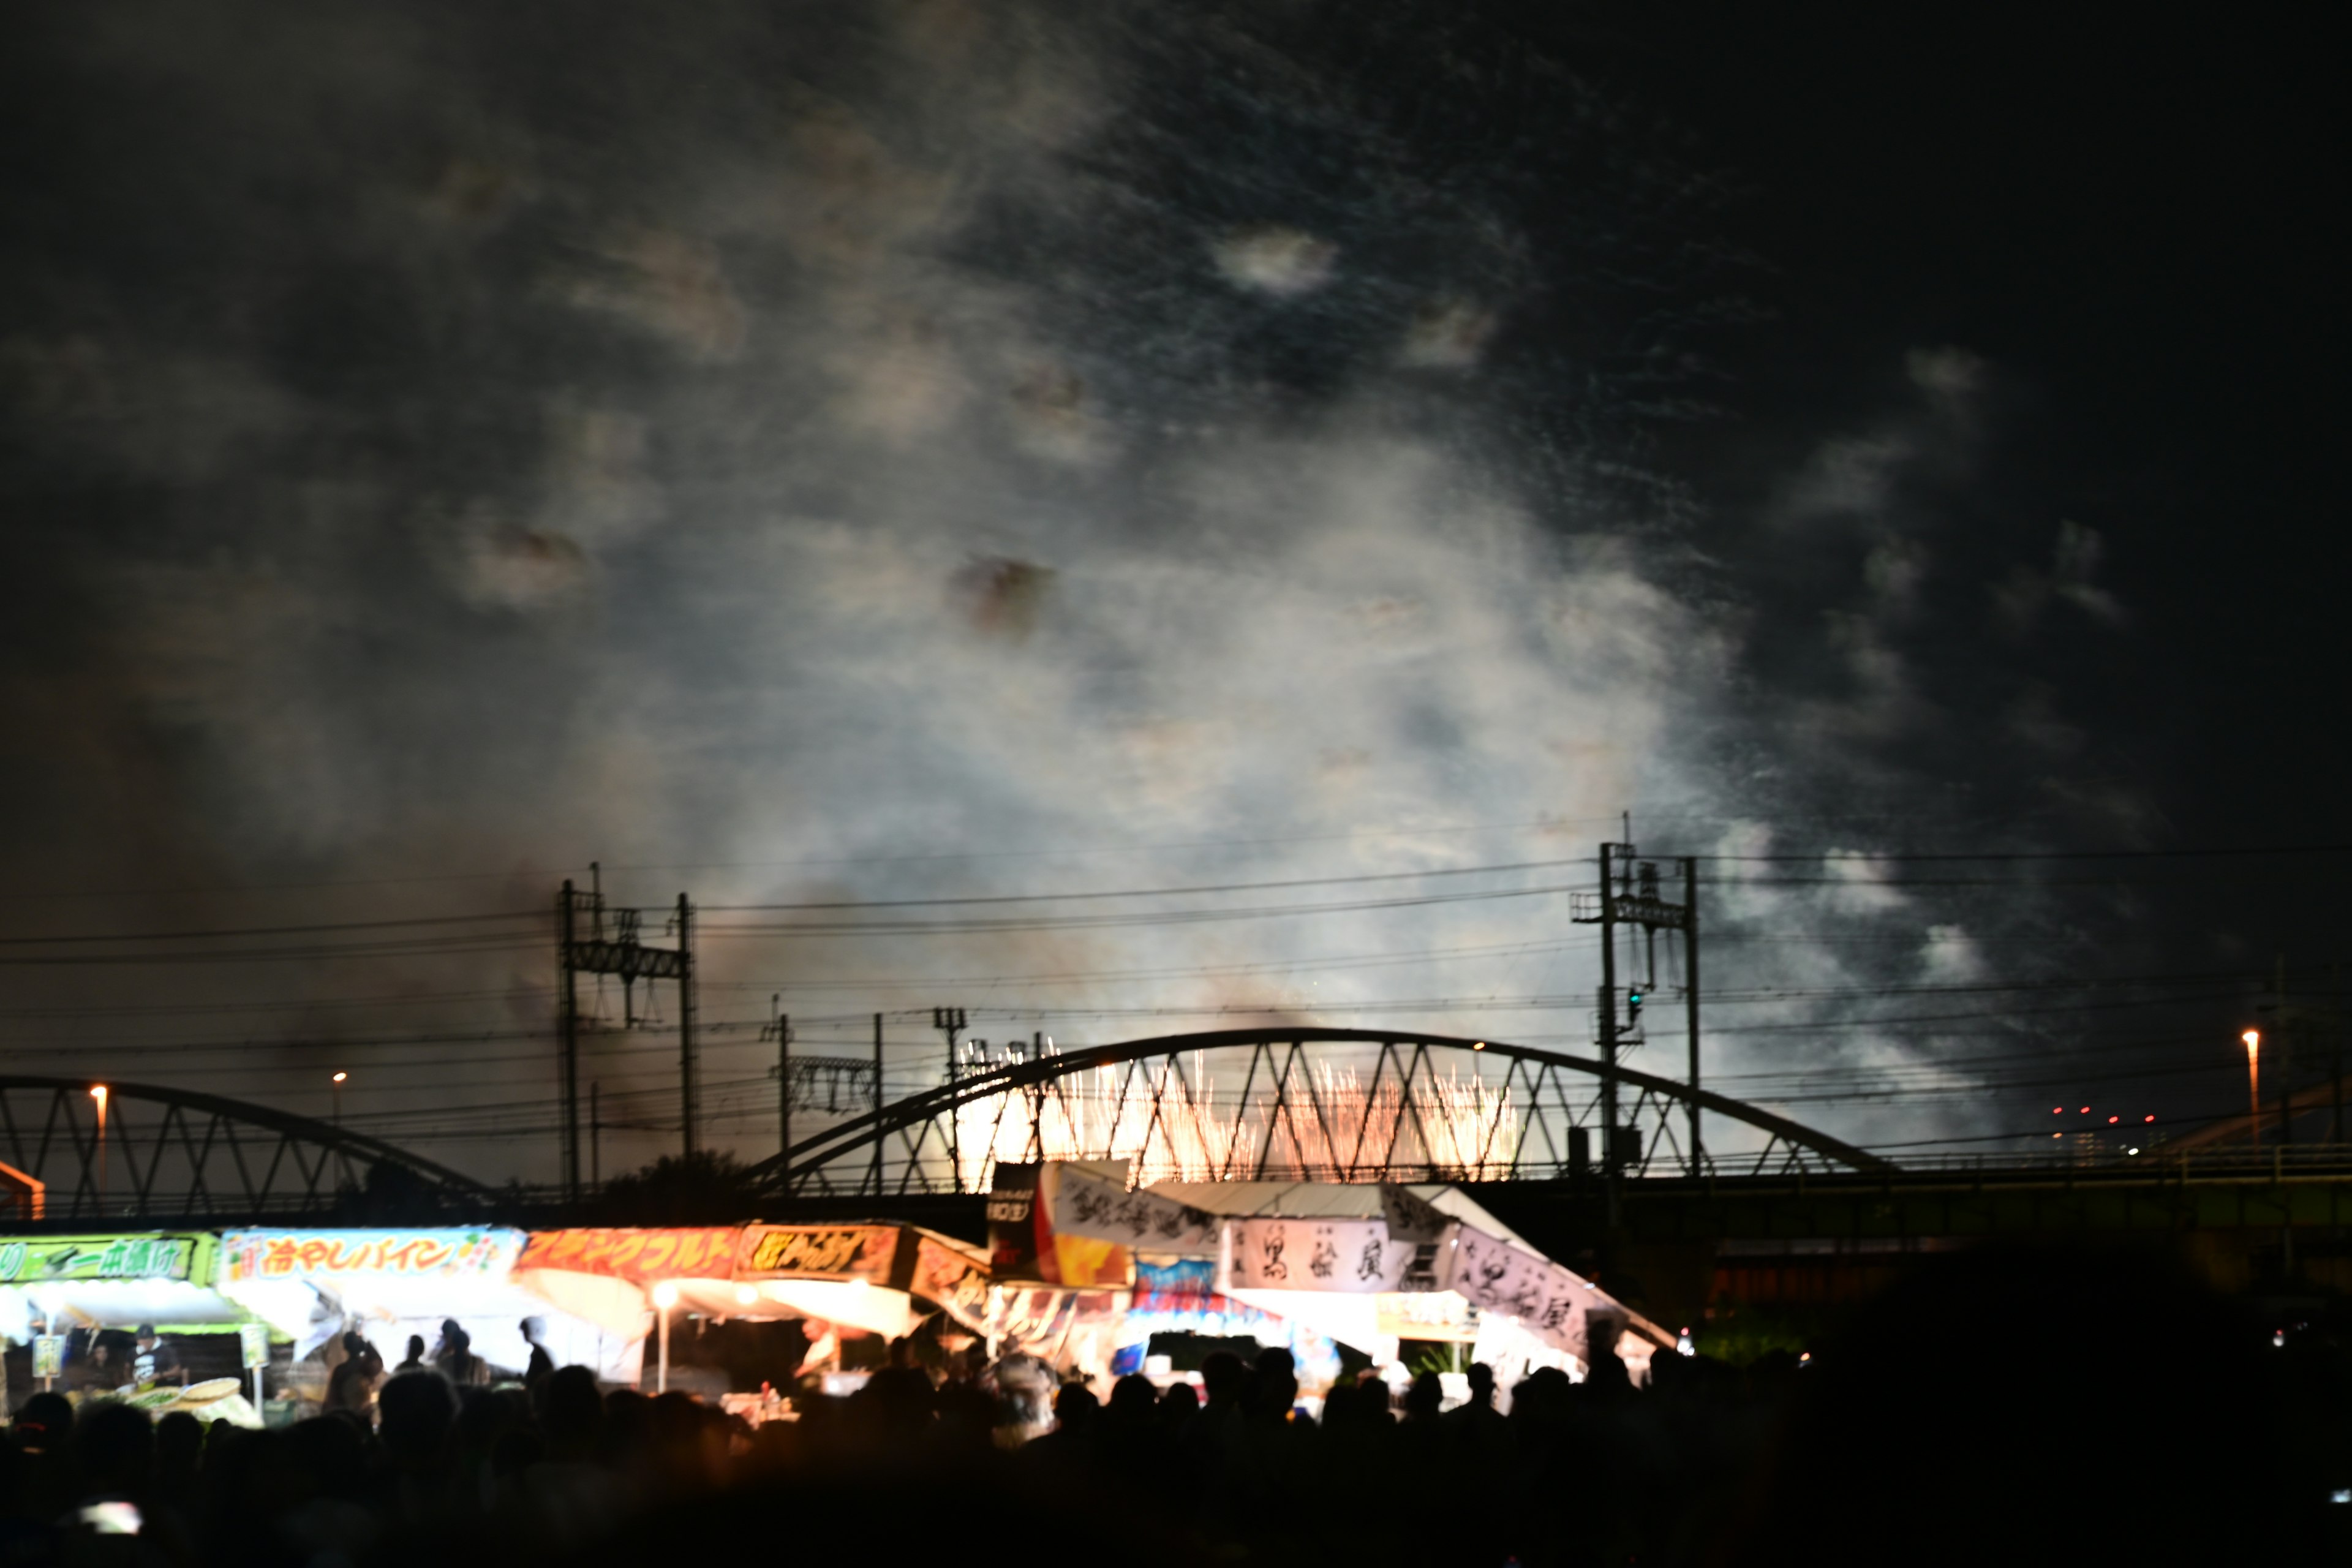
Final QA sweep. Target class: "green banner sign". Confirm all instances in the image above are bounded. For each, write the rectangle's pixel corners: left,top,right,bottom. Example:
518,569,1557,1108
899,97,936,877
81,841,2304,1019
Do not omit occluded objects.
0,1234,210,1285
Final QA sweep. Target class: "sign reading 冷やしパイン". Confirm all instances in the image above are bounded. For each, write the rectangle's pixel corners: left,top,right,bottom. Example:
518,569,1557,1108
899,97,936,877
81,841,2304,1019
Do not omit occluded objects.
222,1229,522,1282
0,1235,203,1284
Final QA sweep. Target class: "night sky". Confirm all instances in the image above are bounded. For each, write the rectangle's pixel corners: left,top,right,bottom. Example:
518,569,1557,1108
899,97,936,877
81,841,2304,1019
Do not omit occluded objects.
1,2,2340,1184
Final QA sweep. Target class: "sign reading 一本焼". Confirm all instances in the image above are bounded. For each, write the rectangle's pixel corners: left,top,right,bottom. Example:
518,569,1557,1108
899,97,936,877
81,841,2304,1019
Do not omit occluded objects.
222,1229,522,1283
734,1224,902,1284
0,1234,203,1284
516,1228,739,1283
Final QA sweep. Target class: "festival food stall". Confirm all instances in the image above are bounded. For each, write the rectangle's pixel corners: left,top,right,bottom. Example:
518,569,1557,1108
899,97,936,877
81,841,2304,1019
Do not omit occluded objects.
0,1233,269,1423
218,1227,633,1382
0,1233,241,1344
514,1223,991,1387
1039,1166,1672,1392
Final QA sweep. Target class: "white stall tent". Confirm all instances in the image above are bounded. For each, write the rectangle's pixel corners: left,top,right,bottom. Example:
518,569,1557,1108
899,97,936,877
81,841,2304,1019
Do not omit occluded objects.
1137,1179,1671,1379
218,1229,639,1384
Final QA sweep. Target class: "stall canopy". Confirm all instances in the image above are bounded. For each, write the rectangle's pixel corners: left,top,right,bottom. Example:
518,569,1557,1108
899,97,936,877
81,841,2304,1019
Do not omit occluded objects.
732,1223,974,1339
514,1224,989,1344
219,1227,636,1381
0,1233,241,1341
1131,1178,1672,1376
514,1227,737,1338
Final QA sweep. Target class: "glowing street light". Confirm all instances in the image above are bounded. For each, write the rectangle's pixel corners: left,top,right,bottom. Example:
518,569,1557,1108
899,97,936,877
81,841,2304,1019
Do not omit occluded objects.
650,1280,680,1392
89,1086,108,1218
2242,1030,2262,1150
331,1071,348,1130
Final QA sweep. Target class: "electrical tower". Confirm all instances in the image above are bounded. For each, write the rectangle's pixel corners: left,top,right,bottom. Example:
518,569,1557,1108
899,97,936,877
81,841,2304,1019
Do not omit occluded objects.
556,870,697,1194
1572,840,1703,1201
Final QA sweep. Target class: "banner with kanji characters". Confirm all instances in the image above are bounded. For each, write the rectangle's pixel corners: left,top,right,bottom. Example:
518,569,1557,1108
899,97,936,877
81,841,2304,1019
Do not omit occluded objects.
1045,1163,1222,1257
516,1227,739,1283
1448,1227,1604,1354
1227,1218,1449,1294
734,1224,903,1284
0,1234,208,1284
221,1229,521,1282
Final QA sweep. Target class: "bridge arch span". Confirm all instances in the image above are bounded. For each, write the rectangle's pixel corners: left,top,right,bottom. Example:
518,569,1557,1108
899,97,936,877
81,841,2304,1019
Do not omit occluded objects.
748,1026,1889,1198
0,1076,496,1223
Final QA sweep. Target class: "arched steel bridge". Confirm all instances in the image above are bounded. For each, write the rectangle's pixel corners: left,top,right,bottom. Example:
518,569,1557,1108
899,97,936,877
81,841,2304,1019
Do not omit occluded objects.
0,1076,496,1223
749,1027,1889,1199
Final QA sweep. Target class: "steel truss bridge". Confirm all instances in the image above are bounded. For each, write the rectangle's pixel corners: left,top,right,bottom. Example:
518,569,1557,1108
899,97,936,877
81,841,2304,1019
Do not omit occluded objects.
0,1076,496,1223
749,1027,1890,1198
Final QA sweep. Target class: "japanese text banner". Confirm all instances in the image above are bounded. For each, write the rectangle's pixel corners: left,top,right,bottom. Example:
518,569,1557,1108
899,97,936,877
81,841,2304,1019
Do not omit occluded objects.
222,1229,522,1283
0,1234,206,1284
1449,1228,1605,1354
516,1228,740,1283
734,1224,903,1285
1227,1219,1417,1294
1047,1164,1223,1257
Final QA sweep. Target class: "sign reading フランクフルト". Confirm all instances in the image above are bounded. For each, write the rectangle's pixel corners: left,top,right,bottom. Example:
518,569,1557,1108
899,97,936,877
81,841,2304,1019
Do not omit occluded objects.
0,1234,208,1284
516,1228,740,1283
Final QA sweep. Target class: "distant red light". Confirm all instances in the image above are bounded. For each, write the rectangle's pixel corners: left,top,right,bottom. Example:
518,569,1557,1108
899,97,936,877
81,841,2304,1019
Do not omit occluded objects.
2144,1115,2155,1123
2079,1106,2090,1114
2052,1106,2063,1115
2108,1115,2119,1125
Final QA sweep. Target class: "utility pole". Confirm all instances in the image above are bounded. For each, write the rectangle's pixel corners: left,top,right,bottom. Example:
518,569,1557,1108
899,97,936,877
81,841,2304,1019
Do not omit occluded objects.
557,880,582,1200
676,894,696,1161
1685,855,1703,1176
590,1082,601,1189
556,875,695,1167
870,1014,885,1197
935,1008,967,1192
1597,842,1619,1223
764,998,793,1182
1573,838,1701,1200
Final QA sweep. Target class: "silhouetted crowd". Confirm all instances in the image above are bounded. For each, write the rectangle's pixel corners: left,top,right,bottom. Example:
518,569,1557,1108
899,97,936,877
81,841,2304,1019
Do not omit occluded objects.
0,1247,2340,1566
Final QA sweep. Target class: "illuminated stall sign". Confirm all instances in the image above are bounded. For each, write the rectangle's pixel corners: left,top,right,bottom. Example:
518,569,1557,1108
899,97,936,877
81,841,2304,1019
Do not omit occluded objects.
1373,1291,1479,1343
908,1235,991,1332
0,1234,207,1285
734,1224,903,1286
222,1229,521,1282
516,1228,738,1283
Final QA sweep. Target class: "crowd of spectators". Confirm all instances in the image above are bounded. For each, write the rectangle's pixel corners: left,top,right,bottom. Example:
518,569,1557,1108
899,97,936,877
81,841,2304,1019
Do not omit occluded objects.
0,1247,2337,1565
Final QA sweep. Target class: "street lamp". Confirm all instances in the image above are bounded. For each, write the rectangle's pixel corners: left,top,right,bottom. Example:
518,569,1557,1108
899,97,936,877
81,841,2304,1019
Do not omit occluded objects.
89,1086,108,1218
650,1280,679,1393
331,1072,347,1130
2242,1030,2262,1150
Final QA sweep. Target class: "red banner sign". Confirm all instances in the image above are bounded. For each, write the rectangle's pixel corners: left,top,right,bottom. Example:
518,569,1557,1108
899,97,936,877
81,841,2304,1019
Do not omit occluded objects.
734,1224,902,1284
516,1227,740,1283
